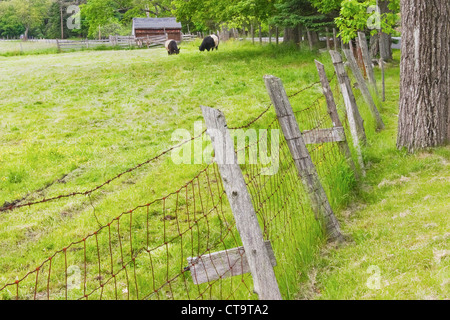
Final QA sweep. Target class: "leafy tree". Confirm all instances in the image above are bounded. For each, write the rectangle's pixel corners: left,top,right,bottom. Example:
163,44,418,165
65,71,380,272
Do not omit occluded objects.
334,0,398,43
80,0,121,37
44,1,88,39
80,0,173,38
1,0,50,39
0,1,25,37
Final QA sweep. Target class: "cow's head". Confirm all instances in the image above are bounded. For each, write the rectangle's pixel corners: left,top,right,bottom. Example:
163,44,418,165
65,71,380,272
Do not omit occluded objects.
175,47,180,54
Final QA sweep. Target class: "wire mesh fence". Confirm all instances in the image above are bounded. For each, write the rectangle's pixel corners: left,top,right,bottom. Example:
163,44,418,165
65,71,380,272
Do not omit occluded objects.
0,68,364,300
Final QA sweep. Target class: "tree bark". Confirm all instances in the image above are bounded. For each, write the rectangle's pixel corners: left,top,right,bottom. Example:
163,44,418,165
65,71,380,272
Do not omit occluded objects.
378,0,393,60
24,26,29,41
283,26,300,45
397,0,450,152
370,1,393,60
369,33,380,59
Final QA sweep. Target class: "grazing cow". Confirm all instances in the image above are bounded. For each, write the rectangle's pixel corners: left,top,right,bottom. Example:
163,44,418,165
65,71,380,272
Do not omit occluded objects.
210,34,219,49
165,39,180,55
199,35,219,52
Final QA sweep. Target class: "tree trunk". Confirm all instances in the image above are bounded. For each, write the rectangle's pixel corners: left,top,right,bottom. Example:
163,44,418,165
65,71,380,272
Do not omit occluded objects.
397,0,450,152
370,0,393,60
284,27,300,45
298,25,303,42
251,23,254,44
24,26,29,41
369,33,380,59
259,23,262,44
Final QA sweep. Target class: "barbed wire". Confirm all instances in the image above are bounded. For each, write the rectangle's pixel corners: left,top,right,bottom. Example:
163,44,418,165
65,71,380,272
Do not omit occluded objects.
0,69,353,300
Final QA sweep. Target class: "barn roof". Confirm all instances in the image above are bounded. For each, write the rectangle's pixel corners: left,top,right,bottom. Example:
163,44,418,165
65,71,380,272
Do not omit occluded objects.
132,17,182,30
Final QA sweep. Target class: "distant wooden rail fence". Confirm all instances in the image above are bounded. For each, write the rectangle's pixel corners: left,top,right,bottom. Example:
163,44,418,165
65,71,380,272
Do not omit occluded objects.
134,35,167,48
53,34,196,52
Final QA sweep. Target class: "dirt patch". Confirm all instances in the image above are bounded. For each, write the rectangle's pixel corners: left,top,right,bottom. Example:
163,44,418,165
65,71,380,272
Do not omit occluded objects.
433,250,450,264
378,175,411,188
296,268,321,300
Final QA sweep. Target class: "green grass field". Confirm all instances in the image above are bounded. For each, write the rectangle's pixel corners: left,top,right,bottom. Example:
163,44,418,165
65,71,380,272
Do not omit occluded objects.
0,40,343,300
297,53,450,300
0,41,447,300
0,40,59,56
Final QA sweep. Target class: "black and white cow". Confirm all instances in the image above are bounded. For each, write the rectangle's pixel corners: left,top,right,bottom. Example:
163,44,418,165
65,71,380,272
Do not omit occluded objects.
199,35,219,52
165,39,180,55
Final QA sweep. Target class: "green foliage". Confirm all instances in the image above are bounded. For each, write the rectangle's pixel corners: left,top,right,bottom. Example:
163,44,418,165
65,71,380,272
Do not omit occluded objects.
0,0,402,40
271,0,330,29
172,0,277,32
0,2,25,37
334,0,399,43
44,1,88,39
309,0,341,14
0,0,50,38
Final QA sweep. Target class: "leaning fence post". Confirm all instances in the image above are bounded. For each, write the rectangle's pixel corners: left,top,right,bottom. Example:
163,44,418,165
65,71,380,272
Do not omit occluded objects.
264,75,345,243
329,50,366,176
378,32,386,102
306,28,313,50
333,28,339,50
342,48,385,130
314,60,360,180
357,32,379,98
325,27,331,50
200,106,282,300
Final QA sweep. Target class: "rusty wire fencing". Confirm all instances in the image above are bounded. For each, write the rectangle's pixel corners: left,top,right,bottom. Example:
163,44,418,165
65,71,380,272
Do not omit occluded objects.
0,68,361,300
290,74,358,209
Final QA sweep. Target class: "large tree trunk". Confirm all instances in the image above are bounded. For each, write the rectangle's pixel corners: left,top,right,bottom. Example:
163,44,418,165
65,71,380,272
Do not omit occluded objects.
397,0,450,152
283,26,300,46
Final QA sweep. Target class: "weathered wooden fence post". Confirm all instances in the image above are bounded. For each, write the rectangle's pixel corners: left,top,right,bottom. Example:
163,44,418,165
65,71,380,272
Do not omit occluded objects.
342,48,385,130
264,75,345,243
259,23,262,44
306,28,313,50
276,26,279,45
268,24,272,44
325,27,331,51
333,28,339,50
378,32,386,102
200,106,282,300
315,60,359,180
329,50,366,175
251,23,255,44
357,32,379,97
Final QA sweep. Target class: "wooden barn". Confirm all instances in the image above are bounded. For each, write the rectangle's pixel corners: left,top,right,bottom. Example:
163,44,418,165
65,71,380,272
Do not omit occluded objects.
132,17,182,41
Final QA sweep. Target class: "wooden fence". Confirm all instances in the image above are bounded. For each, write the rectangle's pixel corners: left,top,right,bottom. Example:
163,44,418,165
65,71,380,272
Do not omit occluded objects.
55,34,196,52
135,35,167,48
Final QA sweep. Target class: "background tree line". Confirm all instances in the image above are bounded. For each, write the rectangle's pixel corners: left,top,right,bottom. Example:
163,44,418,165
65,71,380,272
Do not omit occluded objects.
0,0,399,54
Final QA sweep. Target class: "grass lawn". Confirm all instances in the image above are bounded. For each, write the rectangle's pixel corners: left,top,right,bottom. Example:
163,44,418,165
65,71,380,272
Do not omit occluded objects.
0,40,341,300
0,40,59,56
298,52,450,300
0,41,447,300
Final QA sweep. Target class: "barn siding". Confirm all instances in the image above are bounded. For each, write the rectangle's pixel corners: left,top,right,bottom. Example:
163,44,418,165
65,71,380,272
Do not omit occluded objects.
135,29,182,41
